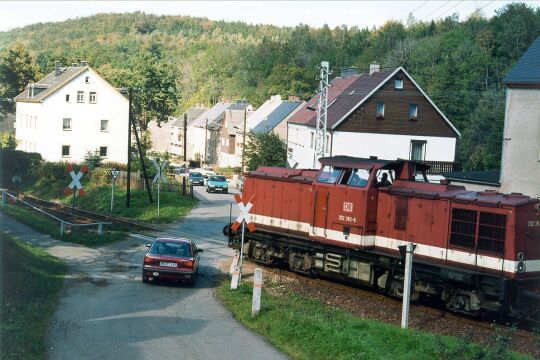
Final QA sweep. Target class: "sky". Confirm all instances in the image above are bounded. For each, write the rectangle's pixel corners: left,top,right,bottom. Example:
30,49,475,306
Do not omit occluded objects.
1,1,540,32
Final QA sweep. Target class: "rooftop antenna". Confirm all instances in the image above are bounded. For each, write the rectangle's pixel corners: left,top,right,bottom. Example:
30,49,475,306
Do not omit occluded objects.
314,61,330,168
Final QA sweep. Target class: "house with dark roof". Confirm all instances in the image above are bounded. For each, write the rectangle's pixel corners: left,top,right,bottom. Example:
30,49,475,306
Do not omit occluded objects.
287,64,460,169
499,36,540,198
15,61,129,163
249,96,305,140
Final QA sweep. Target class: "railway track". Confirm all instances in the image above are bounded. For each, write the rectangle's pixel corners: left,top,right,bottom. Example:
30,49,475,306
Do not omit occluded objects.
19,194,163,232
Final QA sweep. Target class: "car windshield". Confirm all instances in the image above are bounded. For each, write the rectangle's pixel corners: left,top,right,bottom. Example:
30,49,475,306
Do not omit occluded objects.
190,172,202,177
209,176,226,182
204,168,214,172
149,241,192,258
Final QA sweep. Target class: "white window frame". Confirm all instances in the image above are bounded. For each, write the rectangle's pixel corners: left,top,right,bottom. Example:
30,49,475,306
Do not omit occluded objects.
62,145,71,158
395,79,404,89
409,104,418,119
89,92,97,104
376,102,385,118
100,119,109,132
85,76,90,84
77,91,84,103
63,118,72,131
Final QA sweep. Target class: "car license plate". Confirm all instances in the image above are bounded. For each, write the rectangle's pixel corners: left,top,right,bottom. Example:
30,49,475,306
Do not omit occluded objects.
160,262,177,267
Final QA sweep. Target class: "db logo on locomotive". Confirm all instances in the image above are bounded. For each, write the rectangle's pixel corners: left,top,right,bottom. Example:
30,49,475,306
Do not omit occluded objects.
343,201,353,212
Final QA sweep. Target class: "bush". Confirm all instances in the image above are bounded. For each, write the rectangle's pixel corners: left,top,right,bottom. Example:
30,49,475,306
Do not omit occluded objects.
0,149,43,188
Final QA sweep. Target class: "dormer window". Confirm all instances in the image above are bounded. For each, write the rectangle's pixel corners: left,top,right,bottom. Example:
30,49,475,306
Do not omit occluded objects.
395,79,403,89
409,104,418,120
376,102,385,119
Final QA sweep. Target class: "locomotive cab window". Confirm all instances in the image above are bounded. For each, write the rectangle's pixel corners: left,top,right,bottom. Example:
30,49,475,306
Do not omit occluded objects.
317,165,342,184
347,169,370,187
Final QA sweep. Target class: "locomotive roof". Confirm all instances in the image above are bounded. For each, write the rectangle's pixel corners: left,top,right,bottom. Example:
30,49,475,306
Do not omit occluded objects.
319,156,431,172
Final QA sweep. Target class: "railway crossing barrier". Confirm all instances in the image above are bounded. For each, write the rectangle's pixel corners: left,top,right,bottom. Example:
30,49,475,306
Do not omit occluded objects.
1,190,111,236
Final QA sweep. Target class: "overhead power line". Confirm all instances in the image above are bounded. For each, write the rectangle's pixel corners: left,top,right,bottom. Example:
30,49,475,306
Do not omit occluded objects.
422,1,452,21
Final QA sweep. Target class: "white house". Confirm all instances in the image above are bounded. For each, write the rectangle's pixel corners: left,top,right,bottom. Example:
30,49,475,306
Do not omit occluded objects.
500,36,540,198
287,65,460,170
218,100,253,168
168,106,208,159
15,61,128,163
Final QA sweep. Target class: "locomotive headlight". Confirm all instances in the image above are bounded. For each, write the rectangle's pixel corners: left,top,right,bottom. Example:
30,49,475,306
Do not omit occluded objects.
517,261,526,273
517,251,525,261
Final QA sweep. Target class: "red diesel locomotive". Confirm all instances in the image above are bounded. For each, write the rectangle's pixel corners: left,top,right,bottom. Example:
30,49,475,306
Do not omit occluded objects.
226,156,540,320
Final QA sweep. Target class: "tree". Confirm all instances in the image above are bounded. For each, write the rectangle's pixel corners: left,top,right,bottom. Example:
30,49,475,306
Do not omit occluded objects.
0,42,39,116
244,132,287,171
0,132,17,150
128,51,179,131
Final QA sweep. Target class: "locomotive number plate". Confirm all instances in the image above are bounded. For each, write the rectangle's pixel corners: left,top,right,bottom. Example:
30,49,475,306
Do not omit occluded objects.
338,215,357,223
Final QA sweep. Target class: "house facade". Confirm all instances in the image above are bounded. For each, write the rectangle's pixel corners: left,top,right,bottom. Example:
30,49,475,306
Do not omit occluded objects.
287,65,460,169
15,61,128,163
168,106,208,159
218,100,253,168
186,102,231,165
500,36,540,198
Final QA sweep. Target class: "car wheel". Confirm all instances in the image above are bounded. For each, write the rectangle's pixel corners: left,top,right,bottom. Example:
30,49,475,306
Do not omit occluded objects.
142,275,149,283
187,275,195,287
224,190,228,194
206,188,209,192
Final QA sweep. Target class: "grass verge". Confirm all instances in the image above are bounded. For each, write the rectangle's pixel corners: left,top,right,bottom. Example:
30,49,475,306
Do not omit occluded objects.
1,205,127,247
0,233,67,359
216,281,528,360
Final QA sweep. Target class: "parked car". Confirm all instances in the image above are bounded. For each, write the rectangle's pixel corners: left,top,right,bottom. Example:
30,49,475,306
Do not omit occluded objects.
202,167,216,178
188,171,205,186
206,175,229,193
142,238,203,286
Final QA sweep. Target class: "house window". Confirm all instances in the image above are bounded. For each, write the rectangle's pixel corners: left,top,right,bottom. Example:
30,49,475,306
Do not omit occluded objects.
395,79,404,89
310,132,315,148
89,92,97,104
62,145,70,157
410,140,426,161
77,91,84,103
99,146,108,158
100,119,109,132
325,134,330,153
85,76,90,84
409,104,418,120
63,118,72,131
66,94,70,102
376,102,385,119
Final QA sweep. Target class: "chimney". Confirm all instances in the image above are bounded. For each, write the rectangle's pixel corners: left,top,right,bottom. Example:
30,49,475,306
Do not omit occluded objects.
369,62,380,75
80,60,87,67
270,95,282,101
71,63,78,67
288,95,300,101
54,61,61,76
340,67,358,79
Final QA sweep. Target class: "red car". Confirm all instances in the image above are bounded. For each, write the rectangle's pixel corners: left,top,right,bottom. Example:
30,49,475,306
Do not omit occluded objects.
142,237,203,286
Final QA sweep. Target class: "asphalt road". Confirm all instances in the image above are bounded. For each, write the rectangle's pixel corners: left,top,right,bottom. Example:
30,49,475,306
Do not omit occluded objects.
1,185,287,360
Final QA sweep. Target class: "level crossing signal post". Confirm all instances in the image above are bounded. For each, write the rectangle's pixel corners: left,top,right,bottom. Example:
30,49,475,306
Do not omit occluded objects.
64,164,87,213
151,159,168,217
230,194,256,289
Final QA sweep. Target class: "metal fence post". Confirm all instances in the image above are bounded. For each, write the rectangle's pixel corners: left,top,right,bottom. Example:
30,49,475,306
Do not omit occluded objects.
60,221,64,235
98,223,103,235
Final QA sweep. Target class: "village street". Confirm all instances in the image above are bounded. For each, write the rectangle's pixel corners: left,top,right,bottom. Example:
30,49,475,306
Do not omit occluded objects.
0,186,287,360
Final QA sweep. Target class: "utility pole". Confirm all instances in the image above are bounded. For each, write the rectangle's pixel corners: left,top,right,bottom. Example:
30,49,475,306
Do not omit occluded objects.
314,61,330,168
204,117,208,167
182,112,187,196
241,106,247,177
126,89,132,208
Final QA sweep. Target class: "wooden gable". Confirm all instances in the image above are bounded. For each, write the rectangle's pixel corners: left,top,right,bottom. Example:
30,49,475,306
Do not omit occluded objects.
336,70,458,138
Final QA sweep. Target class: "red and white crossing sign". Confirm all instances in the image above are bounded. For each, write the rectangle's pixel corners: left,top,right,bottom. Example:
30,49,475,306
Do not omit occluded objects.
64,164,88,196
231,194,256,232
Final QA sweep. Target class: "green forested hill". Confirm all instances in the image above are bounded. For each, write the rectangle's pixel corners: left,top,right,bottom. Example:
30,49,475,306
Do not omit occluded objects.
1,4,540,170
